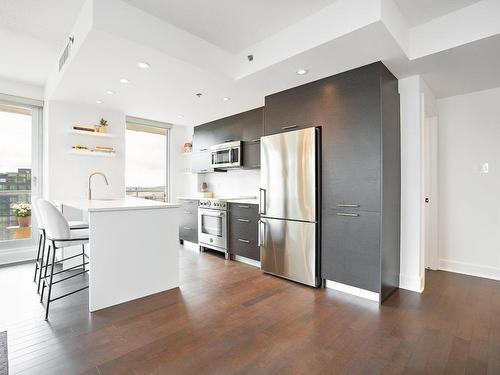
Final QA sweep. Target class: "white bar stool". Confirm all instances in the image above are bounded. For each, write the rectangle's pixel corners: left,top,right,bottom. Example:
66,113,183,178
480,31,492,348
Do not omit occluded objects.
33,199,88,293
37,199,90,320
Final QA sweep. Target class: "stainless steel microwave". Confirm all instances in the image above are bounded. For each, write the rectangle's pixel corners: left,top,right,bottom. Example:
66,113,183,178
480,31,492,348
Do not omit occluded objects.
210,141,241,169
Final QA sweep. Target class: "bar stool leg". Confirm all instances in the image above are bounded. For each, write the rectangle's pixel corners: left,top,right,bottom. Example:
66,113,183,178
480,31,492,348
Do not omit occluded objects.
40,244,51,302
45,241,57,320
33,232,43,282
37,233,46,293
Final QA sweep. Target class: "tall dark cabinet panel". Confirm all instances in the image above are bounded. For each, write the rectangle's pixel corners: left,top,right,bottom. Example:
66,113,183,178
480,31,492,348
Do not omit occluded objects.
193,107,263,168
264,62,400,301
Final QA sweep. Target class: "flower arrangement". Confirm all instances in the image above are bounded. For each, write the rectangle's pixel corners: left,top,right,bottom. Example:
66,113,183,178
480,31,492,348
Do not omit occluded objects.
12,203,31,217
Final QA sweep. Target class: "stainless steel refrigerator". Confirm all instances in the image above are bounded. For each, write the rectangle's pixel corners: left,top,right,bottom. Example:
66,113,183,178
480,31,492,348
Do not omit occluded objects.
259,127,320,287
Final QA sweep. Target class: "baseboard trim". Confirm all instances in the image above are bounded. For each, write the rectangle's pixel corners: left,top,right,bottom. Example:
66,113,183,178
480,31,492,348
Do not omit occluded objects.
325,280,380,302
233,255,261,268
0,246,37,266
439,259,500,281
399,273,424,293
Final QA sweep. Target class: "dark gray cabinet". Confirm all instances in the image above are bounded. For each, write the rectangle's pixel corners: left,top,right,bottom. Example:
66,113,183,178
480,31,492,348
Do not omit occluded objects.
179,199,198,244
264,62,400,301
193,107,263,168
228,203,260,261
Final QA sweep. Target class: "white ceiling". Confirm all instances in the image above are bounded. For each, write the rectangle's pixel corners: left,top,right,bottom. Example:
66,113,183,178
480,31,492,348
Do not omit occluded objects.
0,0,85,85
122,0,337,53
394,0,482,27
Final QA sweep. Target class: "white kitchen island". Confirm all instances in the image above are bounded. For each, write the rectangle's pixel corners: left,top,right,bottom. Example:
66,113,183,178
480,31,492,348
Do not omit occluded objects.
58,197,180,312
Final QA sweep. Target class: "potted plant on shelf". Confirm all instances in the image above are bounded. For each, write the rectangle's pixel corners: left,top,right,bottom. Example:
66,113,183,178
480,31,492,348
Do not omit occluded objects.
97,118,108,133
12,203,32,227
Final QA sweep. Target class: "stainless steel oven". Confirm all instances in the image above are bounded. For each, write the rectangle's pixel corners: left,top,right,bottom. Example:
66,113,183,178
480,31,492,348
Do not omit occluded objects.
210,141,241,169
198,199,228,258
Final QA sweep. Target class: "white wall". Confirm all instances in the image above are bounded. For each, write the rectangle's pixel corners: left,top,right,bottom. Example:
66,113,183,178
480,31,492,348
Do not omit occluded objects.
437,86,500,281
0,77,44,101
170,125,197,202
44,100,125,200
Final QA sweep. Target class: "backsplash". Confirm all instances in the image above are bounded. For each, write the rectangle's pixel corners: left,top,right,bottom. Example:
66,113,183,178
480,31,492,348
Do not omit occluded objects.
197,169,260,198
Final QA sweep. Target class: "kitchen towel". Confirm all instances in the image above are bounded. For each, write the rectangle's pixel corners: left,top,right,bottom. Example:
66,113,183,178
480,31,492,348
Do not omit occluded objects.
0,331,7,375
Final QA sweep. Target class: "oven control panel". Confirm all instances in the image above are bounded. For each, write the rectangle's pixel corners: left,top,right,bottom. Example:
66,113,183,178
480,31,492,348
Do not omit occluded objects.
199,199,226,210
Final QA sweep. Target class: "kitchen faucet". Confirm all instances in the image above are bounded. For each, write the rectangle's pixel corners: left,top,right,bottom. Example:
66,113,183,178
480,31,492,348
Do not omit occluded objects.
88,172,109,200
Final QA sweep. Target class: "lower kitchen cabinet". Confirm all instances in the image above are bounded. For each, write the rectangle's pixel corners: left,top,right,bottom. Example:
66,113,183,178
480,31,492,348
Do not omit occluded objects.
228,203,260,261
179,199,198,244
322,210,381,293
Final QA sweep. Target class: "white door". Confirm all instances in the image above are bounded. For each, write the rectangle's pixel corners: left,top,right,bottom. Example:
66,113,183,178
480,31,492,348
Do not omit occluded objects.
424,116,439,270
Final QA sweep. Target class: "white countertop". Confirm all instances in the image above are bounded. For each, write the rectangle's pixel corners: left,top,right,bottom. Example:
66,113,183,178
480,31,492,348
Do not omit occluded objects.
178,196,257,202
226,198,259,205
58,197,180,212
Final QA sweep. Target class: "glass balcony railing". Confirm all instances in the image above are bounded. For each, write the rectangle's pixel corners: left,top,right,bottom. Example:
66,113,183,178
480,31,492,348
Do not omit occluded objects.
126,187,167,202
0,190,32,242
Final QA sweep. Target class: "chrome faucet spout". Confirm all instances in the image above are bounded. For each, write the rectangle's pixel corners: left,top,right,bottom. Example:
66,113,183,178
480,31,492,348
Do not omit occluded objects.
88,172,110,200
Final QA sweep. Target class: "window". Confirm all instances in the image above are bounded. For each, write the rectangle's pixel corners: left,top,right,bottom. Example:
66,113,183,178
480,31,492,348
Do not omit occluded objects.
125,119,170,202
0,101,42,244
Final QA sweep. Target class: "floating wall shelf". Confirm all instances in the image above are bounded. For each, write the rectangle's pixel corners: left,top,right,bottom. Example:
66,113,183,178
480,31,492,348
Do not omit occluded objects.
69,149,116,158
69,129,116,138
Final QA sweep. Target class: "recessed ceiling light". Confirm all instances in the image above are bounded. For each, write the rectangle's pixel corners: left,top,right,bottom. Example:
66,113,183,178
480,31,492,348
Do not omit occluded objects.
119,78,130,84
222,97,231,101
106,90,115,95
296,69,308,75
177,115,184,119
96,100,103,104
137,62,150,69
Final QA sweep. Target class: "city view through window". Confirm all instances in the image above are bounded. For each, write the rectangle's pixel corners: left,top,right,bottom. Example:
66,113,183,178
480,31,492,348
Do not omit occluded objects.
125,125,168,202
0,106,32,242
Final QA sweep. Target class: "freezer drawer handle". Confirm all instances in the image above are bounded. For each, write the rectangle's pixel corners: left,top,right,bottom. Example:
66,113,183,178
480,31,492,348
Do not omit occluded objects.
183,227,192,230
337,204,360,208
336,213,360,217
237,218,250,223
258,220,264,247
259,188,266,215
281,124,298,130
238,239,250,244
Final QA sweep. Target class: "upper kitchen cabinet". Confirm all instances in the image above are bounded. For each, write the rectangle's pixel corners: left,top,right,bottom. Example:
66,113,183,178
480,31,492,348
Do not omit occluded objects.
193,107,263,169
193,107,263,152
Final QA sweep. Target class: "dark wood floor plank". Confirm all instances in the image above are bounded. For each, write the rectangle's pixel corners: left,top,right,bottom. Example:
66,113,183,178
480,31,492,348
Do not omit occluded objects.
1,245,500,375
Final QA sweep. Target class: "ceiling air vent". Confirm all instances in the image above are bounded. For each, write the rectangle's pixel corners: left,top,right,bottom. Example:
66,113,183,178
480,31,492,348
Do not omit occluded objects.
58,36,74,72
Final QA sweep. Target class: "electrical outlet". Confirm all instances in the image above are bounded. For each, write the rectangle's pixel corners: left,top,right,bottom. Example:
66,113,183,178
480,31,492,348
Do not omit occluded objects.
481,162,489,174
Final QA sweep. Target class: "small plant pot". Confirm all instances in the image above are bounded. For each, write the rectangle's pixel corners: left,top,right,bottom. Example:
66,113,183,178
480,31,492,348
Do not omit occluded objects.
97,126,107,133
17,216,31,228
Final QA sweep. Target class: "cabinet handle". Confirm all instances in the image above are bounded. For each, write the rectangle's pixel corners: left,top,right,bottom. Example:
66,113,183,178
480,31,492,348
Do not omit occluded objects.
223,139,234,143
251,138,260,143
337,204,360,208
199,169,208,172
336,213,359,217
237,205,250,209
183,211,191,214
281,125,297,130
183,227,192,230
199,148,208,151
237,218,250,223
238,239,250,244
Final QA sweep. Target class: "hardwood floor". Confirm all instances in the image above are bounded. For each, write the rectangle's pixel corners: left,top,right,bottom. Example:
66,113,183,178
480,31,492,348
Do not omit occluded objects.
1,244,500,374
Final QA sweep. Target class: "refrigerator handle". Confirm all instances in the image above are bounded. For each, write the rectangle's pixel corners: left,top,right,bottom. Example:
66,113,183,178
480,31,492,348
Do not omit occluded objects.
258,220,264,247
259,188,266,215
